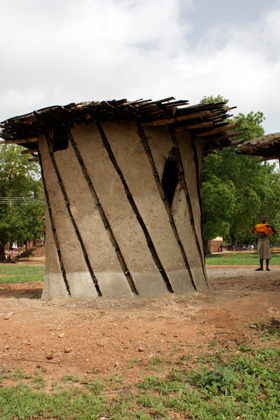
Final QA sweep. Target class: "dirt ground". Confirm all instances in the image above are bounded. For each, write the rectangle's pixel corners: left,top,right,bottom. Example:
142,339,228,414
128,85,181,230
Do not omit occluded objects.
1,263,280,388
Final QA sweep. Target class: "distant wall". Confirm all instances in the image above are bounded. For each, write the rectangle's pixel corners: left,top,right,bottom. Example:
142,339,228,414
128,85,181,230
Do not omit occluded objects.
208,239,228,253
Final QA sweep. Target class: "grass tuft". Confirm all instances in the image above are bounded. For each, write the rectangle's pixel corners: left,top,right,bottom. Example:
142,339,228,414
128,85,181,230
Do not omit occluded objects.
248,318,280,340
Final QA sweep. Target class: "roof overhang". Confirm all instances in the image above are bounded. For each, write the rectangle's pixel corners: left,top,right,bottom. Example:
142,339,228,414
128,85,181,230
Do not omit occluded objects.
238,133,280,161
0,97,243,155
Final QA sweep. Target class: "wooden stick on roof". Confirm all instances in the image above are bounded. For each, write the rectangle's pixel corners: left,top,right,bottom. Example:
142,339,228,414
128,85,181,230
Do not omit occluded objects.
1,137,38,145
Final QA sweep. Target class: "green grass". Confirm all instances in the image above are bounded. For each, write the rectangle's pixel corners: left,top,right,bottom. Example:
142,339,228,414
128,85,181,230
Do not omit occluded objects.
206,252,280,266
0,266,44,275
0,265,44,283
0,274,44,283
248,318,280,341
1,338,280,419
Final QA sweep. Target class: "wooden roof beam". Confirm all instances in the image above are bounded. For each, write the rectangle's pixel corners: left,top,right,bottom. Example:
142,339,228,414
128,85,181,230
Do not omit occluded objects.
28,156,39,162
208,130,243,142
187,121,214,130
21,148,38,154
203,135,243,154
196,123,237,137
260,155,280,162
141,110,226,127
1,137,38,145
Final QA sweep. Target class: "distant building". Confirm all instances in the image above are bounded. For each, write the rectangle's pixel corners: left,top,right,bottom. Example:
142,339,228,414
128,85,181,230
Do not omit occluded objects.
1,98,241,299
208,237,228,253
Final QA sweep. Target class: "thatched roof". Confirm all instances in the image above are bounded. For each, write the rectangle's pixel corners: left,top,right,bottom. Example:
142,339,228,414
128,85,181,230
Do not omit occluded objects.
238,133,280,160
0,97,242,155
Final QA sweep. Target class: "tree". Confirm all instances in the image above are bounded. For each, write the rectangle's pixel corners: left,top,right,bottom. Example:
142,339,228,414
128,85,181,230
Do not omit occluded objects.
201,95,280,251
0,144,45,260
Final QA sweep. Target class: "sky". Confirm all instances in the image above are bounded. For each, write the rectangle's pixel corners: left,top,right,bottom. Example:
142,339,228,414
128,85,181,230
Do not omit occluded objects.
1,0,280,135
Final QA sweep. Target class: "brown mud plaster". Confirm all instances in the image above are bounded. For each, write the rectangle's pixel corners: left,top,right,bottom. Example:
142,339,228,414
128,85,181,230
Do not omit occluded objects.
0,98,241,299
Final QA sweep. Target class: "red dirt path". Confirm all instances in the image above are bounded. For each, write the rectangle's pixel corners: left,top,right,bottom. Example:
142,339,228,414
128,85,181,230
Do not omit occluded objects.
1,263,280,388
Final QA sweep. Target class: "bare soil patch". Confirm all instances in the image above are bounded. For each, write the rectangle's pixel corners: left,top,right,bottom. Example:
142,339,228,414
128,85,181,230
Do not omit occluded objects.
1,264,280,388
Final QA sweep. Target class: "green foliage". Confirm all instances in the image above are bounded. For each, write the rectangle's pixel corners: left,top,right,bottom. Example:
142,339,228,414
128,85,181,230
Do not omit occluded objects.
201,94,229,106
188,364,238,393
201,172,235,240
200,95,280,246
233,111,265,142
0,145,45,259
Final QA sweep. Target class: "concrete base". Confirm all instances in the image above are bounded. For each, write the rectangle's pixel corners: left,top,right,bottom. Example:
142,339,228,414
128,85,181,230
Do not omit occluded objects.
41,272,69,300
96,272,134,298
67,272,98,299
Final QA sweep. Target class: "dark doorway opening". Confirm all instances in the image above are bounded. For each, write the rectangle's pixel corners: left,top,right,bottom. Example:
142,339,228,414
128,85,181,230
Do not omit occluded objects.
162,160,178,207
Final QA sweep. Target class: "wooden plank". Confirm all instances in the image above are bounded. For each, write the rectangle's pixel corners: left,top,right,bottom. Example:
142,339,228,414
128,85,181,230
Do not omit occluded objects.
21,148,38,154
204,136,244,154
196,123,237,137
155,96,176,103
187,121,213,130
230,137,245,145
141,111,215,127
205,130,243,143
260,155,280,162
1,137,38,145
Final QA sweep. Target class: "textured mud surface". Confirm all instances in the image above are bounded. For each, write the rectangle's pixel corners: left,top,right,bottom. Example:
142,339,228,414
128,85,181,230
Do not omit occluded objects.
1,265,280,388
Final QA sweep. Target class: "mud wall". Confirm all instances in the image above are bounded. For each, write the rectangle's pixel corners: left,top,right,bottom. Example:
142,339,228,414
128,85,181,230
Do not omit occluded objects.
39,120,208,299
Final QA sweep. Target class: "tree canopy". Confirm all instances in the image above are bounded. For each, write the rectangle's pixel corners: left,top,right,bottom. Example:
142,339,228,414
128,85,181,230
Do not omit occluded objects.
201,96,280,251
0,144,45,260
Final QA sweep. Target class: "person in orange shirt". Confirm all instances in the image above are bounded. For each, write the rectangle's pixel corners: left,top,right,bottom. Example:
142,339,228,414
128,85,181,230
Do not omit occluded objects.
252,216,276,271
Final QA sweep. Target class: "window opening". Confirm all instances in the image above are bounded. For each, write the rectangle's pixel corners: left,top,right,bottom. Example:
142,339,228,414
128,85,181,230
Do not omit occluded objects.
53,125,69,152
162,159,178,207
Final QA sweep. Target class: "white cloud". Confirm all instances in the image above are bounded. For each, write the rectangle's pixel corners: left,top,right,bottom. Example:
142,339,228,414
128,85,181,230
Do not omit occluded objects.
1,0,280,135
